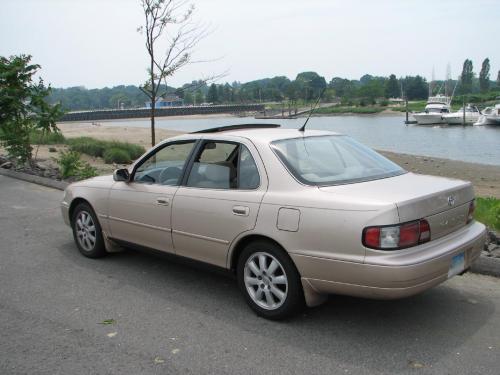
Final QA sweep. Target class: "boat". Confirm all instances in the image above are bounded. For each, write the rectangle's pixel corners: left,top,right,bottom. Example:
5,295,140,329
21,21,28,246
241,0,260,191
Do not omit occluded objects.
442,105,480,125
412,95,451,125
474,104,500,126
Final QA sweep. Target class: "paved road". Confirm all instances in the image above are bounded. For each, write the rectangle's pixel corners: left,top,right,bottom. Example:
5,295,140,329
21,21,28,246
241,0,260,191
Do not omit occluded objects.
1,175,499,375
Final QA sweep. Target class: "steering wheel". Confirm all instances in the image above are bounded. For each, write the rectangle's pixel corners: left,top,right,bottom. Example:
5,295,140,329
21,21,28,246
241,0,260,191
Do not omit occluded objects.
159,167,182,185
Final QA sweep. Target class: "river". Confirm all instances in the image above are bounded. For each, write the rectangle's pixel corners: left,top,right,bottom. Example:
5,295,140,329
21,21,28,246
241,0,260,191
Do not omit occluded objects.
88,114,500,166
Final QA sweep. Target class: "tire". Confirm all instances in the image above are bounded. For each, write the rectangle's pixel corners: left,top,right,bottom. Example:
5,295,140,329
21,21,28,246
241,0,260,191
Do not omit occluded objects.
237,240,304,320
71,202,106,258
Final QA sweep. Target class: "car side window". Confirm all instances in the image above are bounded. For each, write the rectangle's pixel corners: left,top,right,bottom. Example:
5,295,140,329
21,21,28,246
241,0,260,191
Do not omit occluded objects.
187,141,239,189
186,142,260,190
238,145,260,189
133,141,195,185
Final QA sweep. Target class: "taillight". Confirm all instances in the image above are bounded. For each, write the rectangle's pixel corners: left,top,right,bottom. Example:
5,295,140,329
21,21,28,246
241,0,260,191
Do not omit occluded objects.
362,219,431,250
467,200,475,224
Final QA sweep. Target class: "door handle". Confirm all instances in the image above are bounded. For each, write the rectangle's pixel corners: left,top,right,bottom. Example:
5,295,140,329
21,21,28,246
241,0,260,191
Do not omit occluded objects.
156,197,170,206
232,206,249,216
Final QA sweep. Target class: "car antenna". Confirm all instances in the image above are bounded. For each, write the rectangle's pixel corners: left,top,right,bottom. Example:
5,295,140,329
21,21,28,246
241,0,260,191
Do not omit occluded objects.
298,88,326,132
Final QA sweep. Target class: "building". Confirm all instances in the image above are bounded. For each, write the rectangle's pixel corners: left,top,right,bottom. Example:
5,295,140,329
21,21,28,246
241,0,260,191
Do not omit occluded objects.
146,95,184,109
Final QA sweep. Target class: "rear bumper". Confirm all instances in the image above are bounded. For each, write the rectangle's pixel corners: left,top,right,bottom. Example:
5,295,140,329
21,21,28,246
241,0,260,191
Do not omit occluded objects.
293,221,486,301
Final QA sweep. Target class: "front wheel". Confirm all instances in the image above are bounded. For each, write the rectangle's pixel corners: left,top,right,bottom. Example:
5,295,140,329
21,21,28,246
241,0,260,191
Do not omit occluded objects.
237,240,304,320
72,203,106,258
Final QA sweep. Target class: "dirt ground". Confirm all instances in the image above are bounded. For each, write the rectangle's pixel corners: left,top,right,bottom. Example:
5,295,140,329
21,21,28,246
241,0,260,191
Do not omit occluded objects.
14,123,500,199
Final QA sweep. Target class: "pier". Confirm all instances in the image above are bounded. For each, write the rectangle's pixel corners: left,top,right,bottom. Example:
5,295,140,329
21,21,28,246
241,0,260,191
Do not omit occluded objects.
60,104,264,122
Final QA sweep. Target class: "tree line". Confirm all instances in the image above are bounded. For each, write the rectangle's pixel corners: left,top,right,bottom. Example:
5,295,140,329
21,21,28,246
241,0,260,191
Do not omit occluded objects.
47,58,500,111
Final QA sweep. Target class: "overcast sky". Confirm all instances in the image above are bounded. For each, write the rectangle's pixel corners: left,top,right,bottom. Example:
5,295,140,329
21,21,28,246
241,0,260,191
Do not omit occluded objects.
2,0,499,89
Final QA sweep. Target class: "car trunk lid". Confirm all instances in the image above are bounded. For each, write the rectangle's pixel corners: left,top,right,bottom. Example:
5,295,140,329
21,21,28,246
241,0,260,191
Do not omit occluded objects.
318,173,474,240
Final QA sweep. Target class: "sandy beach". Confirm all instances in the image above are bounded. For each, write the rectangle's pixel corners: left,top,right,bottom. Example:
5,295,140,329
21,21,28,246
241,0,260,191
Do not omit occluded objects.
25,123,500,199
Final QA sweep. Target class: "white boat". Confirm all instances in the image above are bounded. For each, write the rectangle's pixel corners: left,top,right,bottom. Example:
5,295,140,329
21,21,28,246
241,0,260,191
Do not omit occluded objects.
412,95,451,125
474,104,500,126
442,105,480,125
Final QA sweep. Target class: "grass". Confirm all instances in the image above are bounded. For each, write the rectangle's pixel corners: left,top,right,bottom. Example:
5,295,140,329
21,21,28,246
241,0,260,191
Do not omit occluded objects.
30,130,66,145
66,137,145,163
475,197,500,232
390,101,427,112
314,105,385,114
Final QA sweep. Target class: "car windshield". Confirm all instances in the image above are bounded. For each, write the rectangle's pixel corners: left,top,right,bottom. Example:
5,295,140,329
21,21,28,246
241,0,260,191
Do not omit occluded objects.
271,135,406,186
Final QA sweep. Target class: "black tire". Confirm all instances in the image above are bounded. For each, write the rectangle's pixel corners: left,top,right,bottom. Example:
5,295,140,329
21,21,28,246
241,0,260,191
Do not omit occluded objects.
237,240,304,320
71,202,106,258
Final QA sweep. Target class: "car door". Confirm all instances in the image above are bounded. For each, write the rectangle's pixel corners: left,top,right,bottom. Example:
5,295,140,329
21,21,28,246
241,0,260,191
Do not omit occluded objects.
108,140,197,253
171,138,266,268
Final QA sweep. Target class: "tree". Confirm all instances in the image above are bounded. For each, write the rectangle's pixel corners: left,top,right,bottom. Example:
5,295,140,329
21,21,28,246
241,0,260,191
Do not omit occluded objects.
497,70,500,88
138,0,207,146
385,74,400,98
460,59,474,94
402,75,428,100
479,58,490,93
295,72,327,100
0,55,63,162
207,83,218,103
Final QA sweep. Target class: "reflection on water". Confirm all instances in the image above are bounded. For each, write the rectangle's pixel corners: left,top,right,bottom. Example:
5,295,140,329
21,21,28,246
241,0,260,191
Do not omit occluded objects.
72,115,500,166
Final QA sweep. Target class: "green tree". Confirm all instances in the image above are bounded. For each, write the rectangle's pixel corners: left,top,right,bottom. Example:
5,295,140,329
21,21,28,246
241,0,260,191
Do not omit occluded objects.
402,75,428,100
183,91,194,105
295,72,327,100
0,55,63,162
460,59,474,94
497,70,500,88
194,89,204,105
385,74,400,98
479,58,490,92
207,83,218,103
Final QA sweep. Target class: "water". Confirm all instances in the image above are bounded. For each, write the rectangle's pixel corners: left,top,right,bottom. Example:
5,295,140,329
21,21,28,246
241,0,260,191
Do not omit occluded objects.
86,115,500,166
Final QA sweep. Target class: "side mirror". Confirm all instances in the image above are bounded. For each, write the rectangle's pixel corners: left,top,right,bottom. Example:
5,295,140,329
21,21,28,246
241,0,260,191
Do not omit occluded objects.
113,168,130,182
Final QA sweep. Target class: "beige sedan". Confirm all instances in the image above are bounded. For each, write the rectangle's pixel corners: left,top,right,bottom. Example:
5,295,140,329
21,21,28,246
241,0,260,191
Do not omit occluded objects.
61,124,486,319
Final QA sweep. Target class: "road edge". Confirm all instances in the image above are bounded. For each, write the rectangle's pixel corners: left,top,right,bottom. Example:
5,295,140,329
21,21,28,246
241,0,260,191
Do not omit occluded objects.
0,168,68,191
1,168,500,278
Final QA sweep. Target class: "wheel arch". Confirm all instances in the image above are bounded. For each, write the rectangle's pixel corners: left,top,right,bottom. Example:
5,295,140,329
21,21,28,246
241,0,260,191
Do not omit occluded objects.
68,197,93,224
228,233,291,272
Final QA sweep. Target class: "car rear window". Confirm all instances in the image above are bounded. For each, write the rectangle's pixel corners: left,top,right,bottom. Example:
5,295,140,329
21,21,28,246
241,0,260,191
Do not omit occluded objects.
271,135,406,186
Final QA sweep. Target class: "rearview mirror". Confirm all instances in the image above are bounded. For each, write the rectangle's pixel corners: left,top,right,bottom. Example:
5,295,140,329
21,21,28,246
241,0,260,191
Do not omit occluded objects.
113,168,130,182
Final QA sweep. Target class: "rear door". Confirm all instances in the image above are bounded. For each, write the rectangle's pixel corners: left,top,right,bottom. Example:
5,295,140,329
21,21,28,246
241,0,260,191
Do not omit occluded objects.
171,138,266,268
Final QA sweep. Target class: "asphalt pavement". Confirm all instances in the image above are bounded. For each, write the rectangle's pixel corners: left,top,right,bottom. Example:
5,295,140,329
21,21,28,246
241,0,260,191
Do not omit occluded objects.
1,174,499,375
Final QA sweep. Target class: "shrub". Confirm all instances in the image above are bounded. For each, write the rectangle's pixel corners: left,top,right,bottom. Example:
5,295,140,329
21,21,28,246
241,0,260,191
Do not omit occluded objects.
77,162,98,180
103,148,131,164
56,150,81,178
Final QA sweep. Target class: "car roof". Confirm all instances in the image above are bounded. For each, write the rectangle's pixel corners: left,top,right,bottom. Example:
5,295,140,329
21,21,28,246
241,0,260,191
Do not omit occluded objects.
161,126,343,146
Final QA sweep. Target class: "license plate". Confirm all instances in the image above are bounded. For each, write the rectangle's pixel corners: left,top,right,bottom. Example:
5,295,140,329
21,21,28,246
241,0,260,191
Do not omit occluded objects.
448,252,465,278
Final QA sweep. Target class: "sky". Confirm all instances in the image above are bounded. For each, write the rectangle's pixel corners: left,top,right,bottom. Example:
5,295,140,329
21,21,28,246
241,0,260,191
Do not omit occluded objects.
1,0,499,89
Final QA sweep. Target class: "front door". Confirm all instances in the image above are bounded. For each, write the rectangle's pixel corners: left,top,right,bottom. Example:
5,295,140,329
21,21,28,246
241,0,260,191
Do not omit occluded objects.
108,140,196,253
172,140,266,267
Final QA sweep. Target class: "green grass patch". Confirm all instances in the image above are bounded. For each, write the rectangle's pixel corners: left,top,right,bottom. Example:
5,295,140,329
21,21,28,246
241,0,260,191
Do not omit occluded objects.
103,148,131,164
29,130,66,144
67,137,145,163
390,101,427,112
475,197,500,231
315,105,385,114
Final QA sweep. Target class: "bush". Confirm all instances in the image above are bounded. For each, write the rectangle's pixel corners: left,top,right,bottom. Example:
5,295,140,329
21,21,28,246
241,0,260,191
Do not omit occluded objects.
56,150,81,178
77,162,98,180
30,130,66,145
103,148,131,164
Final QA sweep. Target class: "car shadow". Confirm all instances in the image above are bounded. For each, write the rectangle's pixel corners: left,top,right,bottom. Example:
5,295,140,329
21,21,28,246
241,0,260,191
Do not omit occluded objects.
58,241,494,373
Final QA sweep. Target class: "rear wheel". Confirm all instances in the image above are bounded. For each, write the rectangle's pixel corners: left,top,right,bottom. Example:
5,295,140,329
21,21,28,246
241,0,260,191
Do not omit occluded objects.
72,203,106,258
237,240,304,320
